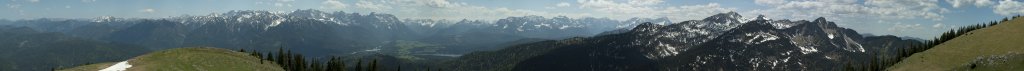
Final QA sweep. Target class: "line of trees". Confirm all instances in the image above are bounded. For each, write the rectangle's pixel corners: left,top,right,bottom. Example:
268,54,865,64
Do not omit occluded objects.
842,15,1021,71
239,47,375,71
239,47,443,71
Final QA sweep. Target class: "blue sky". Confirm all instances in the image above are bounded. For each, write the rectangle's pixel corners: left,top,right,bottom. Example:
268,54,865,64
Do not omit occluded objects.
2,0,1023,38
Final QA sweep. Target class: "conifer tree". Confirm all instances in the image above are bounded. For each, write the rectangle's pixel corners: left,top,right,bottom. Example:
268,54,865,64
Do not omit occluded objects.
370,59,378,71
254,51,263,64
294,54,305,71
312,59,323,71
1004,17,1010,22
355,59,363,71
326,57,336,71
277,46,287,70
266,52,274,61
339,58,346,71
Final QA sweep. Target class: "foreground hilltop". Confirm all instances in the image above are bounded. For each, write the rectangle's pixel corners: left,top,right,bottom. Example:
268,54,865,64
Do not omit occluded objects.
888,17,1024,71
59,47,283,71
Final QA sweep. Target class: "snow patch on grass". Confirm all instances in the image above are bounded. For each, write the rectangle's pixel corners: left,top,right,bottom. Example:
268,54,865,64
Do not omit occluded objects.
99,60,132,71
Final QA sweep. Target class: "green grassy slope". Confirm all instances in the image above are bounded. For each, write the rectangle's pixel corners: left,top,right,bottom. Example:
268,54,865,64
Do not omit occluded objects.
949,53,1024,70
888,18,1024,71
56,62,115,71
60,47,283,71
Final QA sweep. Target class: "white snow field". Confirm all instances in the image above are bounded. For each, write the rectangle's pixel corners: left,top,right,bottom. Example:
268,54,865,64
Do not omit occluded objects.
98,60,132,71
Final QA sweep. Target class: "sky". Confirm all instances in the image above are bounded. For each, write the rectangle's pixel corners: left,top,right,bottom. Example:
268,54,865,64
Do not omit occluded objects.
2,0,1023,38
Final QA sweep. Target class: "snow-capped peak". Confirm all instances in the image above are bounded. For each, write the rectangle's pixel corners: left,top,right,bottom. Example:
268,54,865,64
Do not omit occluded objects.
264,18,287,30
93,16,116,22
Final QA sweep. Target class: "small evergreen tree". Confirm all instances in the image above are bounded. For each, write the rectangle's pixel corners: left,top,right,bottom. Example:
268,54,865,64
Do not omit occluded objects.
370,59,378,71
311,59,323,71
266,52,274,61
355,59,363,71
339,58,346,71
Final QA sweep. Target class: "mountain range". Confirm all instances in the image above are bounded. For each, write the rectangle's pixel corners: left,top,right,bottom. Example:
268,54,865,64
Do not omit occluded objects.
0,9,674,55
447,12,921,71
0,10,930,71
0,9,672,71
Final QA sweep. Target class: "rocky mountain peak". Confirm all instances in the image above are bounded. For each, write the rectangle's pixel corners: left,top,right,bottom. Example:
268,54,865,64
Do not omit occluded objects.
629,22,663,33
814,17,828,23
755,15,768,21
288,9,331,18
703,11,742,21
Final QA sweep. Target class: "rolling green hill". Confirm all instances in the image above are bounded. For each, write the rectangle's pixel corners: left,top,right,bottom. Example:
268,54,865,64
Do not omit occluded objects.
888,18,1024,71
59,47,283,71
56,62,116,71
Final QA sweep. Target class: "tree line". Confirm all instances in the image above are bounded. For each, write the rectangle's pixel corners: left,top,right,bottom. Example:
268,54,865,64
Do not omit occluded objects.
239,46,443,71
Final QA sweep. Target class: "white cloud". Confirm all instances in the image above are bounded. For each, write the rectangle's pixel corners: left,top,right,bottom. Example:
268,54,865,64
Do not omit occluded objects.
556,2,571,7
140,8,155,13
273,0,294,7
888,23,924,33
755,0,786,5
932,23,945,28
994,0,1024,16
356,0,393,11
867,0,949,20
577,0,734,21
627,0,663,5
18,10,24,15
329,0,724,21
274,3,292,7
748,0,948,21
946,0,995,8
29,0,39,3
81,0,95,3
336,0,592,20
665,3,737,21
321,0,347,9
7,4,21,9
409,0,467,8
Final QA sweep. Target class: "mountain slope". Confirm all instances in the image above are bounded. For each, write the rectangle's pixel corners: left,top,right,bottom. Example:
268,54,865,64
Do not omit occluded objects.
442,11,745,70
440,38,583,71
888,17,1024,71
0,26,150,71
657,16,920,70
56,62,117,71
59,47,283,71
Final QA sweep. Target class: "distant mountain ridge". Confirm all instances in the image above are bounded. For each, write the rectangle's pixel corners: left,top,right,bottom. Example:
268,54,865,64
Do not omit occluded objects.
0,9,676,57
441,12,922,71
